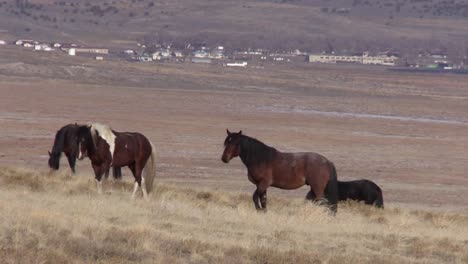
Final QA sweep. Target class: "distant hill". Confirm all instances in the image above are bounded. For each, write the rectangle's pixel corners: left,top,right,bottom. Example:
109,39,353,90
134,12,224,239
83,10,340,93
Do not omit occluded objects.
0,0,467,58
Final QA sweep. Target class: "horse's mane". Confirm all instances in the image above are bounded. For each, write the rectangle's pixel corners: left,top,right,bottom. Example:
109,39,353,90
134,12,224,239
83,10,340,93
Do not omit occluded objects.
239,135,277,166
87,122,116,158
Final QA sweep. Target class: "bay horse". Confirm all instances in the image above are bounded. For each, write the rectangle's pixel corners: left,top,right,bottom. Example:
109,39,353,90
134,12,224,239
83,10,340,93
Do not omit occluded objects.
337,179,384,208
221,130,338,214
77,123,156,199
48,123,122,178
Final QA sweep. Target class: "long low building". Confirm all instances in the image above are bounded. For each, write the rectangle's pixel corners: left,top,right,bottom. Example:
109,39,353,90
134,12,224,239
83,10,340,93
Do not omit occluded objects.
61,47,109,54
309,53,398,66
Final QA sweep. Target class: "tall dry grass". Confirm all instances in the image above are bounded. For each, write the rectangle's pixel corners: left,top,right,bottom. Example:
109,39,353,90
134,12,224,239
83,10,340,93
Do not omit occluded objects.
0,167,467,264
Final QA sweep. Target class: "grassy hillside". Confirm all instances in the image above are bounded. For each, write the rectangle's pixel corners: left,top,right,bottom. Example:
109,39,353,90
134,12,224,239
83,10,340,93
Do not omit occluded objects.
1,167,467,263
0,0,466,56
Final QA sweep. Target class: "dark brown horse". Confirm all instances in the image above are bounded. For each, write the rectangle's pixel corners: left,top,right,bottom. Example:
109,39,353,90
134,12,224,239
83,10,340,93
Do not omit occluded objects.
221,130,338,214
77,123,156,199
48,123,122,178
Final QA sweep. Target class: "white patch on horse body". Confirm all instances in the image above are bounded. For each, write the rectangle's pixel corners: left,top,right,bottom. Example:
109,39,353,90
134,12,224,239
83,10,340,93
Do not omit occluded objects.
78,142,83,159
88,122,116,163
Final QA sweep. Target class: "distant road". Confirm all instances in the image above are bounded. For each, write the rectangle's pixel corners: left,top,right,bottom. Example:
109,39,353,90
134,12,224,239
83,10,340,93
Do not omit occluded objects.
389,67,468,75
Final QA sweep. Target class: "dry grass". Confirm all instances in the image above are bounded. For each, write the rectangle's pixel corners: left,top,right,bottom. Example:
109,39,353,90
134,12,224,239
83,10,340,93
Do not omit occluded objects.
0,166,467,264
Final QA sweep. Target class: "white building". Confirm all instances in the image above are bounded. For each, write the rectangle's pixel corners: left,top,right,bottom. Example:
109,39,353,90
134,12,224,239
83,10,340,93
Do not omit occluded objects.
193,50,209,58
309,52,398,66
309,54,362,64
362,53,398,66
225,61,247,67
152,48,172,60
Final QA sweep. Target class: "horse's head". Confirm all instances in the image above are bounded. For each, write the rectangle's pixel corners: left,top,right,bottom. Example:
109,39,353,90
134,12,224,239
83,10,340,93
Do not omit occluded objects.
221,129,243,163
48,150,60,170
77,125,94,160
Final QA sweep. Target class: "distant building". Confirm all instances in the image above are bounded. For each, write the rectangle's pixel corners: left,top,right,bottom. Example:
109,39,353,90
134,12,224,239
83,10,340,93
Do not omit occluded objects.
309,52,397,66
15,39,34,46
309,54,361,64
75,48,109,54
210,46,225,59
34,44,53,51
152,48,172,60
53,43,61,48
193,50,209,58
0,40,6,45
191,57,212,64
95,56,104,61
225,61,247,67
362,52,398,66
68,48,76,56
62,47,109,54
137,56,153,62
173,51,184,57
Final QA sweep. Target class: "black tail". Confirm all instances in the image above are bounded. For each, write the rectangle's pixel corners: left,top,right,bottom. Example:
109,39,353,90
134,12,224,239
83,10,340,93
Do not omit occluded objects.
325,162,338,215
49,128,67,169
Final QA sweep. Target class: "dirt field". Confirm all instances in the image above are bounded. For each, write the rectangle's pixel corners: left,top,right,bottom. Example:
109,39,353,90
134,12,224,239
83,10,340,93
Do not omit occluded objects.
0,46,467,263
1,46,467,211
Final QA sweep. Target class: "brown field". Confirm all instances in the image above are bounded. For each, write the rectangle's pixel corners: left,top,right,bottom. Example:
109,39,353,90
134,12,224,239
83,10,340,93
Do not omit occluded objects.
0,46,467,263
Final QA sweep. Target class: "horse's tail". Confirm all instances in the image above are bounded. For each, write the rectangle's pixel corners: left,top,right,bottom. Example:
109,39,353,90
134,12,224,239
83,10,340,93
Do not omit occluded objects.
326,161,338,214
144,140,157,193
49,127,67,169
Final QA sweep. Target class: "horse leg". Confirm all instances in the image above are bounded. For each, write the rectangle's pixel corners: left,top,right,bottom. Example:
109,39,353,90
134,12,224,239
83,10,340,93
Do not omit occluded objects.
310,184,328,206
66,153,76,174
130,162,148,201
92,164,104,194
252,190,261,210
305,189,316,200
112,166,122,180
256,183,269,212
128,163,139,199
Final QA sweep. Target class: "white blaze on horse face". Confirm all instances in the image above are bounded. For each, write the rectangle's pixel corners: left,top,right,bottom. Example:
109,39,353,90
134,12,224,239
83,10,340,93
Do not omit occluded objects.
89,123,117,162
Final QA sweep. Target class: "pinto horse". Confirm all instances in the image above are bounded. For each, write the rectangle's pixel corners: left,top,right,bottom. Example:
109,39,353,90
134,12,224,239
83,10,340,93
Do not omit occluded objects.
221,130,338,214
48,123,122,178
337,179,384,208
77,123,156,199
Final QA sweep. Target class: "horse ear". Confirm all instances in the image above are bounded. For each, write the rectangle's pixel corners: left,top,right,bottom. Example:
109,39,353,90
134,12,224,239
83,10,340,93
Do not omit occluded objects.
48,151,51,156
239,130,242,135
226,129,231,135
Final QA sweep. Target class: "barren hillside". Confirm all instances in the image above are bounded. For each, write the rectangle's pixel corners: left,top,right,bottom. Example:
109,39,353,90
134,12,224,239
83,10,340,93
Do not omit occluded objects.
0,0,466,56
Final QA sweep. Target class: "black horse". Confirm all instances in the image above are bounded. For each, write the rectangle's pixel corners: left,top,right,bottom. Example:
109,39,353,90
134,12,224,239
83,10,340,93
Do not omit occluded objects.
48,123,122,178
337,179,384,208
48,124,80,173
